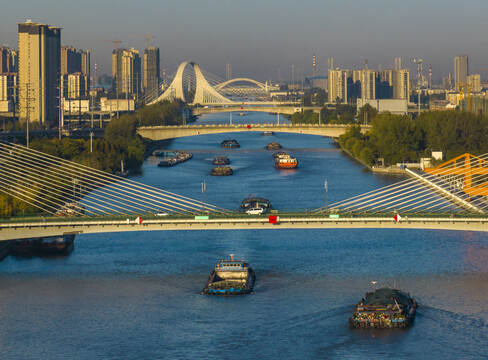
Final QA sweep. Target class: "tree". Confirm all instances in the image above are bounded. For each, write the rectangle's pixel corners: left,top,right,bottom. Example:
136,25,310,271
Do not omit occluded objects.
357,104,378,124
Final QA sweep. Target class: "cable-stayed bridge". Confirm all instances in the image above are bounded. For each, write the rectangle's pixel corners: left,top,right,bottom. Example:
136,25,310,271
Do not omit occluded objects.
1,142,488,241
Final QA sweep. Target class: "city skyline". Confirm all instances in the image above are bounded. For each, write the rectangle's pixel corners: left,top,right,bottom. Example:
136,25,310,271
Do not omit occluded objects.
1,0,488,81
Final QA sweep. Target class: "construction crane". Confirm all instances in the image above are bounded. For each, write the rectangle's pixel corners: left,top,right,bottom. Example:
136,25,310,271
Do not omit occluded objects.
457,83,471,111
98,38,122,52
130,33,154,49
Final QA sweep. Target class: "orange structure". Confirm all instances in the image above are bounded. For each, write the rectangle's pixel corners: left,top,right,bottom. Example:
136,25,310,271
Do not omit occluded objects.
424,153,488,199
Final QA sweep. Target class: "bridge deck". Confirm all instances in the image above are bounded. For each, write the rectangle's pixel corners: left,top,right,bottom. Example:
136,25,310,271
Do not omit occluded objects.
1,216,487,241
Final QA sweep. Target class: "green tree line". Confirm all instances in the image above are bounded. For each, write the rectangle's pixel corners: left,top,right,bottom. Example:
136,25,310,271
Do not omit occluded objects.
339,110,488,167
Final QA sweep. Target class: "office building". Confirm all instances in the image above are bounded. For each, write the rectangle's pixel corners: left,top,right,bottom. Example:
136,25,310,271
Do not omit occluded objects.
18,21,61,124
454,55,468,87
144,46,160,102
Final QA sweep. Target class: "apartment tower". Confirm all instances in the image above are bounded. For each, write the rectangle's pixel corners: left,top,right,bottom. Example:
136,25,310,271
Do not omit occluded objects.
454,55,468,87
18,21,61,124
144,46,160,102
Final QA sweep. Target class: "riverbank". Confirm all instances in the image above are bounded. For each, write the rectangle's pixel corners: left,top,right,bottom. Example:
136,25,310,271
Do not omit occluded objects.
332,138,407,175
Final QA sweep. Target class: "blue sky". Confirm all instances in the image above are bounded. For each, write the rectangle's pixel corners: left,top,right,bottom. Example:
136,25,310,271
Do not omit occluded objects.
1,0,487,82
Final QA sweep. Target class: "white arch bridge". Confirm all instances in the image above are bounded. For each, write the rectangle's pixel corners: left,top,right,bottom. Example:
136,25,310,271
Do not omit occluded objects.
147,61,279,106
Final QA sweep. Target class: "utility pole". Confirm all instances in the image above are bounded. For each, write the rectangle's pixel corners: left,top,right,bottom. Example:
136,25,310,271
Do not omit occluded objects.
90,79,94,129
58,74,63,139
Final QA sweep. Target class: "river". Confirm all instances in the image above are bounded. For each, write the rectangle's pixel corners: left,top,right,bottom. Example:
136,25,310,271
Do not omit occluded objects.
0,112,487,359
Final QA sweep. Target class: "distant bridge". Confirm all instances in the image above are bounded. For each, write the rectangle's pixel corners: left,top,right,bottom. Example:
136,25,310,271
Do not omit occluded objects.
1,216,488,241
192,106,322,116
137,124,371,141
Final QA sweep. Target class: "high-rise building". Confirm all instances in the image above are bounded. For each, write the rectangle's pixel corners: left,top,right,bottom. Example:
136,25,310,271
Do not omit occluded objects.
376,69,393,99
454,55,468,87
328,69,347,103
0,73,18,102
113,49,141,96
121,48,141,96
80,49,90,76
357,69,376,100
144,46,160,102
393,69,410,100
18,21,61,125
61,46,77,75
63,73,89,99
467,74,481,93
0,46,17,73
61,47,90,76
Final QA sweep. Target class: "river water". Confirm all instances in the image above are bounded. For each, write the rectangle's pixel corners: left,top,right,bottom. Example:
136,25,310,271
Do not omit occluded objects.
1,113,487,359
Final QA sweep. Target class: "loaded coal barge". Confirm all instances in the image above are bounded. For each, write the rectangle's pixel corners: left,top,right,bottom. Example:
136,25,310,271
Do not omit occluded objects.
349,287,417,329
211,165,233,176
221,139,240,148
239,195,272,214
212,155,230,165
157,151,192,167
202,254,256,295
266,141,282,150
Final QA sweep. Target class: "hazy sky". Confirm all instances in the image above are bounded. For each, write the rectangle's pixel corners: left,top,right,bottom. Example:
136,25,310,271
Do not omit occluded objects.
1,0,487,82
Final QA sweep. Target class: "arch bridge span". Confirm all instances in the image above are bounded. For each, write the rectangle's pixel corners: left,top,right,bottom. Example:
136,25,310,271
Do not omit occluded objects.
1,216,488,241
137,124,371,141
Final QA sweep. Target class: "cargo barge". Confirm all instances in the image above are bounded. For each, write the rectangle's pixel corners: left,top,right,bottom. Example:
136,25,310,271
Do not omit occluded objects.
11,235,75,256
349,287,417,329
239,195,272,213
212,155,230,165
266,141,282,150
157,151,192,167
221,139,240,148
211,165,233,176
202,254,256,295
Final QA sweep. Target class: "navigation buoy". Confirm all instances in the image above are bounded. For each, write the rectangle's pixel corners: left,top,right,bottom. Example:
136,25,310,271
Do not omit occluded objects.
393,214,402,222
136,216,143,224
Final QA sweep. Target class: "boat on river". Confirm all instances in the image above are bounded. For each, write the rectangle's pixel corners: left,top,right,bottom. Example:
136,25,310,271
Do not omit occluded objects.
212,155,230,165
274,153,298,169
273,151,288,159
157,151,192,167
239,195,272,213
221,139,240,148
262,131,274,136
266,141,282,150
11,235,75,256
38,234,75,255
349,287,417,329
211,166,233,176
202,254,256,295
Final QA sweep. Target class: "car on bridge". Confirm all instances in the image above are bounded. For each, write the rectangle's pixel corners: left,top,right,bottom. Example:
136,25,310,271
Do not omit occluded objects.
246,207,264,215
